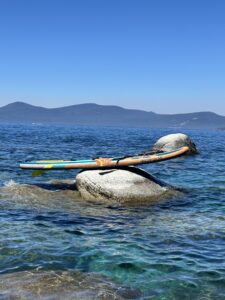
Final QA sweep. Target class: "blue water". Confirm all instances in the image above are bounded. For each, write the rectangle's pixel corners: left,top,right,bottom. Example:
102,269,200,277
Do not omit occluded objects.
0,123,225,299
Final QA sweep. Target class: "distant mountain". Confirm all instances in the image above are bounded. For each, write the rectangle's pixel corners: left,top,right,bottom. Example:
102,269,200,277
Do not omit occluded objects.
0,101,225,129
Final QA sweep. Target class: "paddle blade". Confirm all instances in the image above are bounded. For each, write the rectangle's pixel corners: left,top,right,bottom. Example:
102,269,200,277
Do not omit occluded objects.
32,170,46,177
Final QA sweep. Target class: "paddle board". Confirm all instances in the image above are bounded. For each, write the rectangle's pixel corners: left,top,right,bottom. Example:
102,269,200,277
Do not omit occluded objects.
19,146,189,170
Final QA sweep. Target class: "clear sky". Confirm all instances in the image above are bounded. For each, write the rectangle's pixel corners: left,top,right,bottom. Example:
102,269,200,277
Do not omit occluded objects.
0,0,225,114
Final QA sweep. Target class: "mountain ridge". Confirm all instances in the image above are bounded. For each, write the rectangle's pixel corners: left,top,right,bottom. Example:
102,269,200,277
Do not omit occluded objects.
0,101,224,129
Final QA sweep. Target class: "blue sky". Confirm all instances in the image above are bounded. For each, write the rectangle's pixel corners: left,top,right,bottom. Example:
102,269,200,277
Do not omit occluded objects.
0,0,225,114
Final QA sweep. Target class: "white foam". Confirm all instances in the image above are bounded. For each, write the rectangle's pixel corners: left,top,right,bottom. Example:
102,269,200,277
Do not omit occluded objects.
3,179,18,187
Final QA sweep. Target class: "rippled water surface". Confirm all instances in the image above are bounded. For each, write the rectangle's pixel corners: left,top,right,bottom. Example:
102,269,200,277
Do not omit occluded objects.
0,123,225,299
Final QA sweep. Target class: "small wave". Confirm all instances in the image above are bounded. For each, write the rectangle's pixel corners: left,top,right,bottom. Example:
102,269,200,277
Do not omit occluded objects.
3,179,18,188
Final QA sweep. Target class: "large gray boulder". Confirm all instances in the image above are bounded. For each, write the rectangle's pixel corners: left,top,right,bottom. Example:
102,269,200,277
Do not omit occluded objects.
76,167,170,203
151,133,198,154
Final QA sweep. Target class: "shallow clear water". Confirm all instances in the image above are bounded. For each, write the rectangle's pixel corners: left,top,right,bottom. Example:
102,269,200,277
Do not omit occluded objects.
0,123,225,299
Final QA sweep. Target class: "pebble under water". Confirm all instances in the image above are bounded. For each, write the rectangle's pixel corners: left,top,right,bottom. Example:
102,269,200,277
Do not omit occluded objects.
0,123,225,299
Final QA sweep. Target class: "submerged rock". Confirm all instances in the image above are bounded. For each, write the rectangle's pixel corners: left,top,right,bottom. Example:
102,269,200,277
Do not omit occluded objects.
0,270,141,299
76,166,169,203
0,181,81,211
151,133,198,154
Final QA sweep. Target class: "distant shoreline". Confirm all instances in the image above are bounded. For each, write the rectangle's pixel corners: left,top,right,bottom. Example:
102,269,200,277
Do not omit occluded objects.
0,101,225,129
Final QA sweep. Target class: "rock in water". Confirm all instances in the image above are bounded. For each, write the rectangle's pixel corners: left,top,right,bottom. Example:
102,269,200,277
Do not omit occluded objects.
76,166,169,203
151,133,198,154
0,270,141,299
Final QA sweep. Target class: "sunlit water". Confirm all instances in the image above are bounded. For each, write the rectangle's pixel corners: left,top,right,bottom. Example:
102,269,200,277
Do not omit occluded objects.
0,123,225,299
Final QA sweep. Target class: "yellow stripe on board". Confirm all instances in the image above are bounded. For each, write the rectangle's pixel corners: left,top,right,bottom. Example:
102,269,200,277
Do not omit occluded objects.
44,164,54,169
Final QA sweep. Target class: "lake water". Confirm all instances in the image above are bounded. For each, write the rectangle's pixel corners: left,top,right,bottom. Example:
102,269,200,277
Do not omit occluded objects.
0,123,225,299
